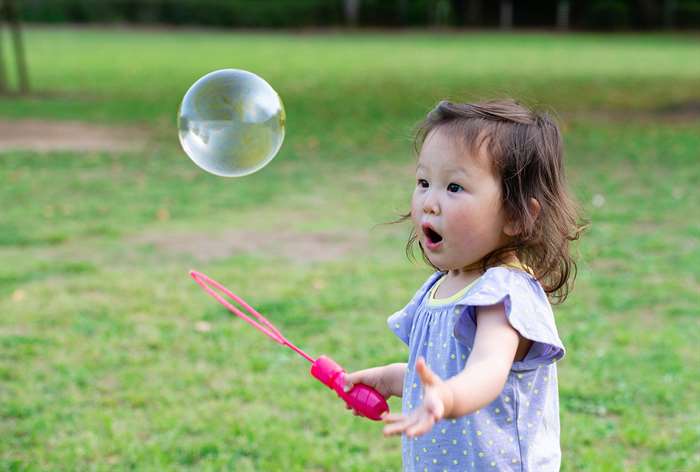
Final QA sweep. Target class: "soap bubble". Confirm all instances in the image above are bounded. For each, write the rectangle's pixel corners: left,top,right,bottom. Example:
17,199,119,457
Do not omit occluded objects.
178,69,285,177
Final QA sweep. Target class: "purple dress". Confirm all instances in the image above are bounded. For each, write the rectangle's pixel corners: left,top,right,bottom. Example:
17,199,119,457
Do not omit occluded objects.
387,267,565,471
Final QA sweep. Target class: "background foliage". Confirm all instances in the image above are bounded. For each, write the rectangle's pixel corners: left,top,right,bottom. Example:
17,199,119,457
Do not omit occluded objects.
17,0,700,29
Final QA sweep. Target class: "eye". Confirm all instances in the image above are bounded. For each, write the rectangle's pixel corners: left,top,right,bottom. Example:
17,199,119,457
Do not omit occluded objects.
447,183,463,193
417,179,429,188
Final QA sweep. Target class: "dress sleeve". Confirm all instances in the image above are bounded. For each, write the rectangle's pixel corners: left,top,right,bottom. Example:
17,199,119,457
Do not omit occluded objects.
387,272,442,346
453,267,566,371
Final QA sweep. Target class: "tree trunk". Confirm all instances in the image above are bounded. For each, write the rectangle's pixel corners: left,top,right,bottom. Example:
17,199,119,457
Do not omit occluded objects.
5,0,28,93
466,0,482,26
664,0,676,29
638,0,658,28
0,21,7,94
432,0,451,27
556,1,570,30
343,0,360,27
450,0,467,26
398,0,408,26
499,0,513,30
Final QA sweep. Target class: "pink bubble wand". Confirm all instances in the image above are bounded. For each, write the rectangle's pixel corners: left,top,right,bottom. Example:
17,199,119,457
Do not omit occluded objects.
189,271,389,421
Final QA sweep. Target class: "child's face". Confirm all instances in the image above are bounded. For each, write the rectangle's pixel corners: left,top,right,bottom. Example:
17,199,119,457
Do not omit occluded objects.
411,128,511,272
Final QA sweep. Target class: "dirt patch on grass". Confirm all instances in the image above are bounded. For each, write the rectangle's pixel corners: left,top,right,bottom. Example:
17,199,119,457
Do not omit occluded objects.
131,229,369,263
0,119,150,152
656,100,700,118
563,100,700,124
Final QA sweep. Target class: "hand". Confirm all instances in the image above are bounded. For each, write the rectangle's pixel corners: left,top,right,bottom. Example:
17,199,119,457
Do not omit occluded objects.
343,365,396,400
382,357,453,437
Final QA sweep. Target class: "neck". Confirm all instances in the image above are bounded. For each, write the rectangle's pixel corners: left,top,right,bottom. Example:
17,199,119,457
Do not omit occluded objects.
445,267,482,288
445,252,520,284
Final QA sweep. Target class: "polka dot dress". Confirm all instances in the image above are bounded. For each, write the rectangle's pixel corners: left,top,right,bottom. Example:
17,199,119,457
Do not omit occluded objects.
388,267,565,471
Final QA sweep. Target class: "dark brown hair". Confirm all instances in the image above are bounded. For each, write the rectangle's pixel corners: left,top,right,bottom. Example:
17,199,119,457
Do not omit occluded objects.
403,99,586,304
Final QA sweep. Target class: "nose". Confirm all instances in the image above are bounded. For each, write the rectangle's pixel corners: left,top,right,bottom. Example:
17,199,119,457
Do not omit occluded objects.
422,189,440,215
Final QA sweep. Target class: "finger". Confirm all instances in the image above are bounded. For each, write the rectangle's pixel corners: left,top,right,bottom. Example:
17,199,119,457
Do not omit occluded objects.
427,398,445,419
416,357,440,387
342,373,356,392
381,412,406,424
406,412,436,437
383,414,420,437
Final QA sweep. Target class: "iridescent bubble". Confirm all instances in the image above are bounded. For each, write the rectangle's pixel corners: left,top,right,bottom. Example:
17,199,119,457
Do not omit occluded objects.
178,69,286,177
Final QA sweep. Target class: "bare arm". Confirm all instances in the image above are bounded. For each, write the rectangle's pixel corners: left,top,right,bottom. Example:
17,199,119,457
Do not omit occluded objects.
385,362,408,398
440,302,520,418
383,302,522,436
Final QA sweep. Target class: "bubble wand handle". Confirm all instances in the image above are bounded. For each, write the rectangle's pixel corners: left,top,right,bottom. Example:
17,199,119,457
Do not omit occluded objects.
189,270,390,421
310,355,390,421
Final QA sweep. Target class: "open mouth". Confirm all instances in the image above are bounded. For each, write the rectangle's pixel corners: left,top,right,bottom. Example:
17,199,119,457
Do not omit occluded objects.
422,225,443,245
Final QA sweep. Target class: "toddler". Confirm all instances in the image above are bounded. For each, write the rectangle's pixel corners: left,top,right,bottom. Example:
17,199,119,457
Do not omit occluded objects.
344,100,584,471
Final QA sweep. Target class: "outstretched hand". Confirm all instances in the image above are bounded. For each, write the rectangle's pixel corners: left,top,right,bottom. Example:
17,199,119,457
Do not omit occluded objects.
382,357,453,438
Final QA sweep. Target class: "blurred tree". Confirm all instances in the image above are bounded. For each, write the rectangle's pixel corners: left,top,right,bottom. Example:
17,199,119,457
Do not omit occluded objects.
0,20,6,94
466,0,483,26
500,0,513,29
450,0,466,25
344,0,360,26
638,0,660,28
398,0,408,24
432,0,451,26
664,0,676,27
13,0,700,30
0,0,29,94
585,0,631,29
557,0,571,29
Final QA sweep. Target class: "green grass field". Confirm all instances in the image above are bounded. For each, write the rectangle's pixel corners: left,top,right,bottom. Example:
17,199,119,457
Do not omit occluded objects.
1,27,699,471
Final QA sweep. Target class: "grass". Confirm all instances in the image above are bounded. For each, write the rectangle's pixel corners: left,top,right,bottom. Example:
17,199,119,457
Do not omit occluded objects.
1,26,699,471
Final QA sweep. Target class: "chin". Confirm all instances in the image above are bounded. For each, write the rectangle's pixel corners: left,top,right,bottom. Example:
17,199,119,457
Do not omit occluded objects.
422,252,441,271
426,256,449,272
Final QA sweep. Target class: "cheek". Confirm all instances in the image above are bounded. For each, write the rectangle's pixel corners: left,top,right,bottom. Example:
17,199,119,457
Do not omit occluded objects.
410,192,421,220
446,207,475,236
445,200,491,237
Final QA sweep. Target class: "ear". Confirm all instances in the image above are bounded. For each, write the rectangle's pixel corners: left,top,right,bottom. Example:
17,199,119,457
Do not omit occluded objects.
503,198,541,237
528,197,542,222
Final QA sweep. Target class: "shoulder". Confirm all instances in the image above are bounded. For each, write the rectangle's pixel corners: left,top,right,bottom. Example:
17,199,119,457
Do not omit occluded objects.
387,271,443,346
457,266,548,309
460,267,564,369
482,266,541,291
